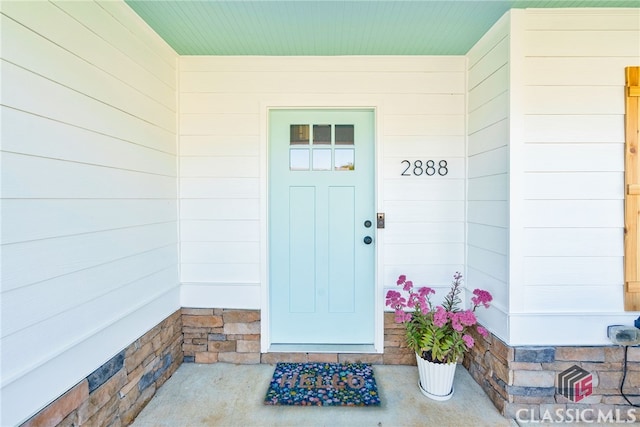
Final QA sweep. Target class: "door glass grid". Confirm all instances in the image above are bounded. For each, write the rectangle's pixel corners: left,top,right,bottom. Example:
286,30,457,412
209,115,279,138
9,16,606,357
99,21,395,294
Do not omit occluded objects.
290,124,355,171
335,125,354,145
290,124,309,144
313,125,331,144
335,149,355,171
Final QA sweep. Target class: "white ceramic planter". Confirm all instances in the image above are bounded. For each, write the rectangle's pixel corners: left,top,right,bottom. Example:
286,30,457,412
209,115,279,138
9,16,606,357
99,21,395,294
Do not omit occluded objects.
416,353,457,401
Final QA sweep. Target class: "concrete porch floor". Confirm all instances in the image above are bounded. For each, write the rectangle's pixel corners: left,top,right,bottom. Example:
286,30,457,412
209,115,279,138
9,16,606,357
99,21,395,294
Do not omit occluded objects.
131,362,517,426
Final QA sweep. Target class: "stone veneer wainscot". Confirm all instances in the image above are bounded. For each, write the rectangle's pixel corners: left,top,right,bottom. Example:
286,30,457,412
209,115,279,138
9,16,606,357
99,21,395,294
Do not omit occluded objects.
182,310,414,365
21,309,640,425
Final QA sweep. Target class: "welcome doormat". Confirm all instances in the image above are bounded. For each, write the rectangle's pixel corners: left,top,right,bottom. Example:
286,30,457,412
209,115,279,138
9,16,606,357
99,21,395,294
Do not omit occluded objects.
264,362,381,406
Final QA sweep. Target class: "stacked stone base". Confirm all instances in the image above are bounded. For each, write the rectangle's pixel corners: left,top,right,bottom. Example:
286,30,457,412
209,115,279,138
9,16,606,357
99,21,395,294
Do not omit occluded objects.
463,327,640,422
182,309,415,366
20,308,640,425
21,310,182,427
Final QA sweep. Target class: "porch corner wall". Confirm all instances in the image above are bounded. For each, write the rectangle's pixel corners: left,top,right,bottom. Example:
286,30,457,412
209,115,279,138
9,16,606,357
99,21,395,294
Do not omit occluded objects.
466,11,511,342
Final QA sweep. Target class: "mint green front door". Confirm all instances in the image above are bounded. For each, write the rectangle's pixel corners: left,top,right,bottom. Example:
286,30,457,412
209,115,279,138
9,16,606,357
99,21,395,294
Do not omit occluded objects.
269,109,375,345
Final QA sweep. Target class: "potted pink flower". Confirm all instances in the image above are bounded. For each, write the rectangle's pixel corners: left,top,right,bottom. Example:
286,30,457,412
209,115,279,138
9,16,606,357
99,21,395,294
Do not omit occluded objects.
385,272,492,400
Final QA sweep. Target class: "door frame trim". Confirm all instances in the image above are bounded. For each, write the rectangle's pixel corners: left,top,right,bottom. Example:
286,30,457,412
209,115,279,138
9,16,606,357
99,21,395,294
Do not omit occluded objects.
260,100,385,354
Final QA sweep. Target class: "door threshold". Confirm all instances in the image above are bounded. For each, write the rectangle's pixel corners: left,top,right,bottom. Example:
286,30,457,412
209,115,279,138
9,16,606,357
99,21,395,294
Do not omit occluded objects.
268,344,377,354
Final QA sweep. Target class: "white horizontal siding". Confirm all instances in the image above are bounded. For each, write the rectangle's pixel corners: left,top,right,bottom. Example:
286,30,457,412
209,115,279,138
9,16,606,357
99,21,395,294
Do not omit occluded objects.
180,71,464,94
2,223,177,292
512,8,640,345
2,60,175,154
468,247,509,284
384,180,465,201
384,222,464,244
1,1,175,104
468,36,510,90
180,113,260,136
2,247,178,338
180,55,464,72
523,228,623,257
180,178,260,198
521,272,623,311
51,0,175,87
181,283,261,309
524,200,623,228
2,107,176,175
510,312,632,346
181,199,260,220
467,175,508,201
466,11,511,341
524,86,624,115
524,57,633,86
468,223,508,255
524,143,624,172
181,242,260,264
180,156,260,178
468,118,509,156
468,147,508,178
182,264,261,284
468,92,510,134
180,135,260,157
383,243,465,266
381,135,465,157
94,0,176,66
1,15,175,130
382,94,464,115
524,115,625,143
466,268,509,311
468,64,508,112
524,257,624,286
3,199,177,244
525,9,640,30
179,56,467,310
385,114,464,136
0,2,178,426
384,200,464,222
181,220,260,242
525,172,623,200
524,30,640,57
2,152,176,199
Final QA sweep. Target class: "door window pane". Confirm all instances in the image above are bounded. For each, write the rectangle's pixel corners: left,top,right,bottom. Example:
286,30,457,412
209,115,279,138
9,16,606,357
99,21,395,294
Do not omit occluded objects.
335,125,354,145
313,125,331,145
290,124,309,145
335,149,354,171
290,148,309,170
312,149,332,170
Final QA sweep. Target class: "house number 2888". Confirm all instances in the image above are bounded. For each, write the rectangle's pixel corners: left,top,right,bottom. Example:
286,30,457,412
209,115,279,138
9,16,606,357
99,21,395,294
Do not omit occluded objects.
401,160,448,176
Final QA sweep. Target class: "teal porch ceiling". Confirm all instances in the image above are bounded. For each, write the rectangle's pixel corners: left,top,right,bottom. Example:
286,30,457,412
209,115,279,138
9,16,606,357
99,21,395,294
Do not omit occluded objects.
125,1,640,55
